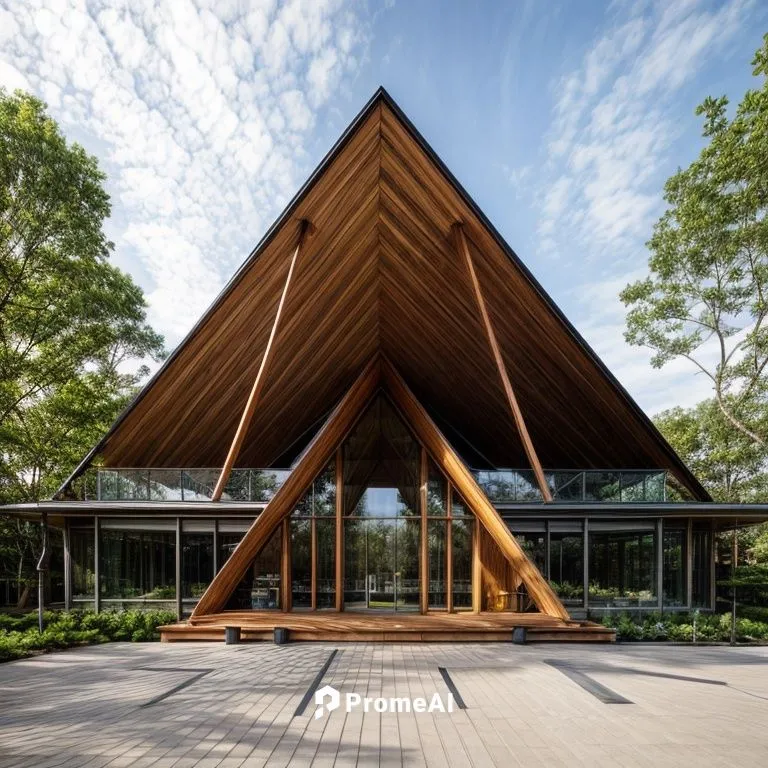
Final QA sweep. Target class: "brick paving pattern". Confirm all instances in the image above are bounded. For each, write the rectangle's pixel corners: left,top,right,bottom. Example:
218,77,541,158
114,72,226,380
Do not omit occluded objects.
1,641,767,766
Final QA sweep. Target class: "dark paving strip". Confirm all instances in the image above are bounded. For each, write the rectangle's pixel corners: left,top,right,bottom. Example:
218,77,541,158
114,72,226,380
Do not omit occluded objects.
621,668,726,686
545,661,632,704
293,649,339,717
135,668,213,708
438,667,467,710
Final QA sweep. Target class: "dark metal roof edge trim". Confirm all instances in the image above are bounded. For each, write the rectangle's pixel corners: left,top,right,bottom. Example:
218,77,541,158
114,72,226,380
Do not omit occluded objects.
58,85,709,502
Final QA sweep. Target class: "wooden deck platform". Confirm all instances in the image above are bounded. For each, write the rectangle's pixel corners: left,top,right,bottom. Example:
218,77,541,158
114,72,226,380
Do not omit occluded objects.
160,611,614,643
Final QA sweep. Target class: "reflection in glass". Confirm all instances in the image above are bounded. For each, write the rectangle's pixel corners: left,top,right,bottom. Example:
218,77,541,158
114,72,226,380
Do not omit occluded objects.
428,520,447,609
226,526,282,610
692,525,711,608
549,532,583,605
452,517,473,610
663,527,686,606
316,519,335,608
427,460,447,516
100,522,176,601
291,518,312,608
515,533,546,573
181,523,213,600
70,527,95,600
588,526,656,607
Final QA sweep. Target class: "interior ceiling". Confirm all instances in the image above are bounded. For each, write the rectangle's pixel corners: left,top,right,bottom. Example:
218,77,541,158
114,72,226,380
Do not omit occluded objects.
77,90,708,501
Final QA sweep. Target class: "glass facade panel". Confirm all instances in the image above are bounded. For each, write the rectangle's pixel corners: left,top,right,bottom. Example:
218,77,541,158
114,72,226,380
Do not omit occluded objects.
473,470,517,502
428,520,447,609
397,519,420,611
451,516,473,610
584,472,620,502
692,525,712,608
218,520,249,567
620,473,647,502
100,521,176,601
515,533,546,574
589,525,656,607
663,527,686,607
149,470,184,500
226,526,282,609
427,460,447,516
549,531,583,605
291,518,312,608
70,527,95,600
316,518,335,608
343,519,366,608
181,521,213,601
552,472,583,501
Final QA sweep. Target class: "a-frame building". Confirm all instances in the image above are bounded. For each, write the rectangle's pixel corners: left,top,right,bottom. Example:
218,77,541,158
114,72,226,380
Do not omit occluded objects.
6,88,766,642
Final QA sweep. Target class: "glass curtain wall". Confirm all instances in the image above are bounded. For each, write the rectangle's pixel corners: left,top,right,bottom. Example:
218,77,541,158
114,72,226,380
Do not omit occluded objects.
290,462,336,610
99,519,176,609
181,520,214,606
663,525,687,607
70,525,95,607
588,521,657,607
549,522,584,606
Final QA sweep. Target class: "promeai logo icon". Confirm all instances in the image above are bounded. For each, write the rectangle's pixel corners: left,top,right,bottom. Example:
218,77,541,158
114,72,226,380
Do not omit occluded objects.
314,684,341,719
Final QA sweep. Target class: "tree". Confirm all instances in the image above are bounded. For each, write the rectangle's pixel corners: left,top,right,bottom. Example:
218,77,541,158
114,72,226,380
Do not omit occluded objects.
0,88,166,604
622,35,768,446
654,398,768,503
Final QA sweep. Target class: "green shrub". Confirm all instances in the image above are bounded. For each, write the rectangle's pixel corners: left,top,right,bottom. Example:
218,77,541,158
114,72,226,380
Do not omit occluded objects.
0,609,177,662
604,610,768,642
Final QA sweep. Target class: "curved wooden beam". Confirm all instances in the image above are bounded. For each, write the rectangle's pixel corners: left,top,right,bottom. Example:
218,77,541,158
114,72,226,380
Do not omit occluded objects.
452,222,553,502
212,219,311,501
382,356,569,620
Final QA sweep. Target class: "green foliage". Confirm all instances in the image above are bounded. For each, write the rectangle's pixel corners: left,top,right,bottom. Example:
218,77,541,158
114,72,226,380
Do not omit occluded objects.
601,611,768,642
655,399,768,502
622,35,768,448
0,89,166,602
0,609,176,661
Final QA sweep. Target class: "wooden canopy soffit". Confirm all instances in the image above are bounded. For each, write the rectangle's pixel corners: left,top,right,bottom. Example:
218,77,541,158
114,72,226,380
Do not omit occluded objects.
191,355,569,622
58,89,709,503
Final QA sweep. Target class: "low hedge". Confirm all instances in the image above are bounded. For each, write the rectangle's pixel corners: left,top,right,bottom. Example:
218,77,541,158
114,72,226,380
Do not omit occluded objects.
601,611,768,642
0,609,177,662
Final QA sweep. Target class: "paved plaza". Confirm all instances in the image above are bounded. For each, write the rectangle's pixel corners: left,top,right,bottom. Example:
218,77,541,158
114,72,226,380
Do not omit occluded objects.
1,640,767,767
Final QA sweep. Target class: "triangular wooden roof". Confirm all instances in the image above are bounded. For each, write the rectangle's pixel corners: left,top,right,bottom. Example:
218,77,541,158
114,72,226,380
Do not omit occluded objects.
61,87,709,501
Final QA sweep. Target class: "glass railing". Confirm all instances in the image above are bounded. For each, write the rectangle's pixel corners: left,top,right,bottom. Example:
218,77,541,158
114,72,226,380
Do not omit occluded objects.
81,468,292,502
472,469,667,503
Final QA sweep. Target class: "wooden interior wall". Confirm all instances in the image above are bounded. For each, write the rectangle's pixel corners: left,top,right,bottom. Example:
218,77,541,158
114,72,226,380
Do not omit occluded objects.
478,527,521,612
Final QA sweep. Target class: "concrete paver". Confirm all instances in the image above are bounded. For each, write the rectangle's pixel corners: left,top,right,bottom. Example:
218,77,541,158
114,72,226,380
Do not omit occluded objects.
1,641,767,766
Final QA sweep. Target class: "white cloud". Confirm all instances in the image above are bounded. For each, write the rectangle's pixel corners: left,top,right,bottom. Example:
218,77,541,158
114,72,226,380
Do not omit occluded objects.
541,0,752,257
0,0,370,343
528,0,755,416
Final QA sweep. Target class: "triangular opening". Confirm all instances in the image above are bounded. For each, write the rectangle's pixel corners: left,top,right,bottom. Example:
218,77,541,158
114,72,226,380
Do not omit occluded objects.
192,359,570,621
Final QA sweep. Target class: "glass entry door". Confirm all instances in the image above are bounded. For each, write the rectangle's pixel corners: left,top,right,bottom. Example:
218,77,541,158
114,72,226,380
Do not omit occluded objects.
344,517,419,612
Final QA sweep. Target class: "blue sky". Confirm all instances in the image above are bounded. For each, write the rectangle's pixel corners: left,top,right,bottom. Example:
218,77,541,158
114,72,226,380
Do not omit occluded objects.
1,0,766,417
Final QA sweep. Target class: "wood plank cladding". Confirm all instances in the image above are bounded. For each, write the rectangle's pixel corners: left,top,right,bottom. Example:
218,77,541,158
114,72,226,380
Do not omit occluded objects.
191,357,381,618
382,357,571,621
71,90,707,502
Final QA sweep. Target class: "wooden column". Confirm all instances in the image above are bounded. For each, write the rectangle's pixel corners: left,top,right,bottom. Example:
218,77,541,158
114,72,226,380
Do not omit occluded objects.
335,447,344,611
281,518,291,612
212,220,310,501
419,448,429,614
311,516,317,611
452,223,552,502
472,516,482,613
446,487,453,613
